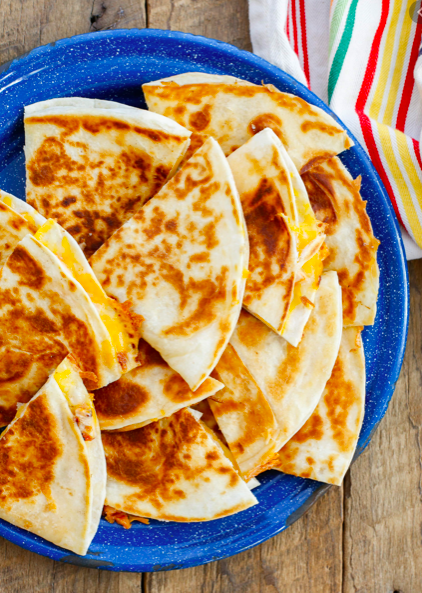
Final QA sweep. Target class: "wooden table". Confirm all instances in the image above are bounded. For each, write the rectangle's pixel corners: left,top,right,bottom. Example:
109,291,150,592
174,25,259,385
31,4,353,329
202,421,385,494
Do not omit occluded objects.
0,1,420,591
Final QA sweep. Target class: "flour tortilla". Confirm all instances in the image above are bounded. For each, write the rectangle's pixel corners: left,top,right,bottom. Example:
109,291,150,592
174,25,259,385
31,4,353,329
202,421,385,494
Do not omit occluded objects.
209,344,281,481
0,371,106,555
275,327,365,485
24,99,191,256
230,271,343,450
0,235,122,425
95,340,223,431
227,129,297,335
91,137,249,391
143,72,352,172
302,156,380,325
102,407,257,522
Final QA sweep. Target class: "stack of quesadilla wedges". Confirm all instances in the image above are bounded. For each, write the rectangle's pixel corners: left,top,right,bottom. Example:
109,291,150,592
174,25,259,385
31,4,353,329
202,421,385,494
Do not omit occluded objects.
0,69,381,553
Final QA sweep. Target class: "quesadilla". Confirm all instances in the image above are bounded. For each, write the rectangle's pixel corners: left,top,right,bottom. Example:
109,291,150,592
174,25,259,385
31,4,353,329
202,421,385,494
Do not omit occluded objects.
102,407,257,522
230,271,343,451
0,363,106,555
302,157,380,325
209,344,281,481
0,233,128,425
0,190,46,267
275,326,365,485
227,128,326,345
0,193,141,377
95,339,223,431
142,72,352,172
24,98,192,256
91,137,249,391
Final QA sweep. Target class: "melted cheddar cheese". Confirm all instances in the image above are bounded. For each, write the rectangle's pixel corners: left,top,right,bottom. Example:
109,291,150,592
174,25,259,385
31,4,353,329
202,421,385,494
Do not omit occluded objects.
35,220,134,367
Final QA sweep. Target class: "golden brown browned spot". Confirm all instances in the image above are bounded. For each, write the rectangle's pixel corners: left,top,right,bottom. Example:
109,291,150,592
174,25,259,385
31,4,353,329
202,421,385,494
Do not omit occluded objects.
248,113,288,147
302,171,337,232
241,178,293,307
322,354,358,452
103,409,236,512
189,105,212,132
162,374,193,403
235,310,270,349
299,152,336,175
162,266,229,337
0,393,62,504
94,377,150,419
60,313,100,390
7,246,46,290
301,120,342,136
289,410,324,444
181,132,209,164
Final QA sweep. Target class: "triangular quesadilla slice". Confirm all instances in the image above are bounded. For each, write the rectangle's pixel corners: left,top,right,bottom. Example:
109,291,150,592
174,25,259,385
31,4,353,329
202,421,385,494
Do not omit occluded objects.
208,344,281,481
0,234,125,424
143,72,352,172
91,137,249,391
0,365,106,555
275,326,365,485
95,339,223,431
24,98,192,256
230,271,343,451
102,407,257,522
227,128,298,335
302,156,380,325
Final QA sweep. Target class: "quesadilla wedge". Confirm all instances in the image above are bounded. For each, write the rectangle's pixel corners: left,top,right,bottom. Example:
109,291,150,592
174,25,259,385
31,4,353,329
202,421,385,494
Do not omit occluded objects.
91,137,249,391
24,98,192,256
0,234,125,424
95,340,223,431
0,367,106,555
209,344,281,481
102,407,257,522
143,72,352,172
275,326,365,485
227,127,326,345
230,271,343,451
302,157,380,325
0,194,141,377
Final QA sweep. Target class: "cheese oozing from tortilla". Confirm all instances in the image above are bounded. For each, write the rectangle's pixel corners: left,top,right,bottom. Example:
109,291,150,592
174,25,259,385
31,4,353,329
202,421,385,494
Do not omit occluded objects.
35,219,140,373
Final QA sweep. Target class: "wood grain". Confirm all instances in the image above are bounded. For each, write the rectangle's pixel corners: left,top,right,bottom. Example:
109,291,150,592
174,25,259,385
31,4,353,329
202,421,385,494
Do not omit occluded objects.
147,0,252,51
0,0,145,66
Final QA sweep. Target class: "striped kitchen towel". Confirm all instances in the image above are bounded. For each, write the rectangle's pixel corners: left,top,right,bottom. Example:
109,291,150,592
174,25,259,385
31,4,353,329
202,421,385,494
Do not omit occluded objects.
249,0,422,259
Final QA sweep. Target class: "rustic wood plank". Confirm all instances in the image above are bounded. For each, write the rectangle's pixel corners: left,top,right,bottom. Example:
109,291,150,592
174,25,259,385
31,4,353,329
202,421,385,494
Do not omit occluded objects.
342,258,422,593
144,485,344,593
0,538,142,592
147,0,252,51
0,0,146,66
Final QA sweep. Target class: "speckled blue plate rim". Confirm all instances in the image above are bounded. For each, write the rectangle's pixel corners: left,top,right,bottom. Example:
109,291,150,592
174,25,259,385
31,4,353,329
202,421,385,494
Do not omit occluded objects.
0,28,409,572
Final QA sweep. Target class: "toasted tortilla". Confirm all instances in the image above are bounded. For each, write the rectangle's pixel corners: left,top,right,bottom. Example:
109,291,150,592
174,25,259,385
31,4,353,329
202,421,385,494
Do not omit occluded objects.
143,72,352,172
35,219,141,373
24,98,191,256
0,235,122,425
102,407,257,522
227,129,297,335
95,339,223,431
230,271,343,450
209,344,281,481
275,327,365,485
91,137,249,391
0,370,106,555
302,157,380,325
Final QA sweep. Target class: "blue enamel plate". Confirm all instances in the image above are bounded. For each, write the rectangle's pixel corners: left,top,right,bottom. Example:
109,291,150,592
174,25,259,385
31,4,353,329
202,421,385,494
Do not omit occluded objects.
0,29,409,572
